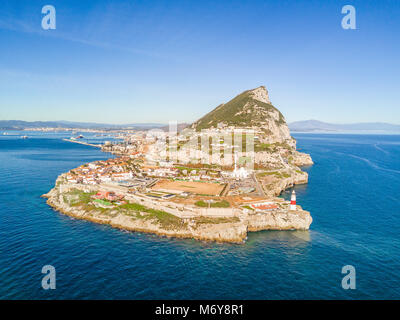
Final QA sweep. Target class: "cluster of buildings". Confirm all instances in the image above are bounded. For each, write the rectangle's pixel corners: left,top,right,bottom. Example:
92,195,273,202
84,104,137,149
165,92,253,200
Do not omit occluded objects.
144,127,259,167
65,157,136,185
173,169,222,182
141,163,223,182
101,132,148,156
143,166,179,178
249,201,278,211
57,125,305,221
91,191,125,203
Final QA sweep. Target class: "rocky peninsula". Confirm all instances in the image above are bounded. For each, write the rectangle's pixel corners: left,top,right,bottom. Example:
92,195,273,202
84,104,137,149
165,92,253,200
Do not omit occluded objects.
43,176,312,243
44,86,313,243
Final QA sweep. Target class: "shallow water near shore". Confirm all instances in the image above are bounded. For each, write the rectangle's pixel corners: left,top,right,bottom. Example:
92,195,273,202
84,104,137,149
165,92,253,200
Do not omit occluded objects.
0,132,400,299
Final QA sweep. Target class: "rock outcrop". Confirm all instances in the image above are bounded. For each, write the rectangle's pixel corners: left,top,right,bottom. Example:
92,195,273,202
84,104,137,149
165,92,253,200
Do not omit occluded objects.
191,86,294,144
291,151,314,166
250,85,271,104
260,171,309,197
247,210,312,231
190,86,312,165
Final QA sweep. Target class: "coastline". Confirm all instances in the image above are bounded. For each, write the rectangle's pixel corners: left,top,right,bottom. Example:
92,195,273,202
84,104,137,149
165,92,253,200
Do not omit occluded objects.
42,171,312,244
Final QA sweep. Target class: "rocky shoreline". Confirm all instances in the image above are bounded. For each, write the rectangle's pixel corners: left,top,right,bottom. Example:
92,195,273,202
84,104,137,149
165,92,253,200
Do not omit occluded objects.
42,179,312,244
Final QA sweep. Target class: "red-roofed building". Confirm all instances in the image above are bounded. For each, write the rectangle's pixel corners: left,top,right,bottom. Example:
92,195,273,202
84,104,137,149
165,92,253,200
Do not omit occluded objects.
250,202,278,211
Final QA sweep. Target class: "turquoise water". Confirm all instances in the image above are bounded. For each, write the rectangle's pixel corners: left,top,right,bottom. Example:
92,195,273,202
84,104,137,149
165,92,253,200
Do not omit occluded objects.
0,132,399,299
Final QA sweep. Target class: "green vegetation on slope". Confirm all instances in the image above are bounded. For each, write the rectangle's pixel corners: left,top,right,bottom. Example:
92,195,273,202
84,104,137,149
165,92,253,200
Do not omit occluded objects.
194,200,230,208
192,90,285,131
63,189,183,229
63,189,96,208
118,203,183,229
257,171,291,179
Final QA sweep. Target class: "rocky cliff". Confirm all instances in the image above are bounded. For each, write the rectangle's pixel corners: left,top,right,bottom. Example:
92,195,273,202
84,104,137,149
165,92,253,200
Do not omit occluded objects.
191,86,294,145
247,210,312,231
43,181,312,244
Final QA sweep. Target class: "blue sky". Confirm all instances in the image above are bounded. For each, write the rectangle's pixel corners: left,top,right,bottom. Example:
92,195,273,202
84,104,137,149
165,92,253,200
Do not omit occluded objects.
0,0,399,124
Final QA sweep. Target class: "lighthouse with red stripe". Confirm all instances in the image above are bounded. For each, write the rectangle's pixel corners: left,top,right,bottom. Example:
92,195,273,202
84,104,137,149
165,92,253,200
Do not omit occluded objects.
290,190,296,211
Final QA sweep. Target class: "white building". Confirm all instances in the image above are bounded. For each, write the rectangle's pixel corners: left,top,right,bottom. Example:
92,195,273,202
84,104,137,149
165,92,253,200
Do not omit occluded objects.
232,167,249,179
231,153,250,179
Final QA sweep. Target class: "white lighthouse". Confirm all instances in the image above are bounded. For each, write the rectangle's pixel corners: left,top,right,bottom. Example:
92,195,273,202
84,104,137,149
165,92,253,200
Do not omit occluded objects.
290,190,297,211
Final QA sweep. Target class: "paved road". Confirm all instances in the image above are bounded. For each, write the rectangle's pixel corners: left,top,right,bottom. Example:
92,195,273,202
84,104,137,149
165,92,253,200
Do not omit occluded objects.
221,182,230,196
252,173,265,197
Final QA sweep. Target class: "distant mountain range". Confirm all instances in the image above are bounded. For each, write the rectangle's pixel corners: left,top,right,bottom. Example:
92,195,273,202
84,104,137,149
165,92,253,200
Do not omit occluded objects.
0,120,165,130
2,119,400,134
289,120,400,133
160,123,190,132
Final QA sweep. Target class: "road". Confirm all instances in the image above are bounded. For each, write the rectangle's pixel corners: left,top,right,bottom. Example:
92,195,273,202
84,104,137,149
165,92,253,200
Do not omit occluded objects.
252,173,265,197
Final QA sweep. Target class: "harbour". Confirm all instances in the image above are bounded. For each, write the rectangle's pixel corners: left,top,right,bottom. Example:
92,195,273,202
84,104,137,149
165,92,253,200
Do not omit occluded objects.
62,138,102,148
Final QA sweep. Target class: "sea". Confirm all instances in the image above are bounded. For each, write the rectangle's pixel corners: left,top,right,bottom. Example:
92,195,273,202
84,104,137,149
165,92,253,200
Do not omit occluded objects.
0,131,399,299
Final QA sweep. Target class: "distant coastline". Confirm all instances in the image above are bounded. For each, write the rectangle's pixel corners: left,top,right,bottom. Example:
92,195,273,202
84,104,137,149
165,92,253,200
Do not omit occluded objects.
2,119,400,134
291,130,400,135
289,120,400,134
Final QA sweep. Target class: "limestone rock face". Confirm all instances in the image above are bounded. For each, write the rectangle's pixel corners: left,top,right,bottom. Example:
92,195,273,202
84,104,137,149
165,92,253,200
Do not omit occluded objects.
190,86,295,146
250,85,271,104
247,210,312,231
259,170,309,197
291,151,314,166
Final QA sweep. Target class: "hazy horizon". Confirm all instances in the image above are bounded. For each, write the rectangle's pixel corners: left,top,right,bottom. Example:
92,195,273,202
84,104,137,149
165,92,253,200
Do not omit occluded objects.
1,118,400,127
